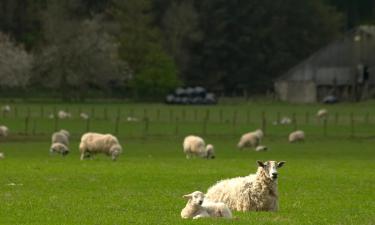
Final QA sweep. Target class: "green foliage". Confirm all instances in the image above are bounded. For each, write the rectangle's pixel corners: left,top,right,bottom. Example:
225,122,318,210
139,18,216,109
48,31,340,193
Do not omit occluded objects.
132,46,180,98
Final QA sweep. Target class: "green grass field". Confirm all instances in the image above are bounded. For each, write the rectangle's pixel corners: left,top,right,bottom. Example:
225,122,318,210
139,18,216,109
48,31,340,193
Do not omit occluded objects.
0,101,374,224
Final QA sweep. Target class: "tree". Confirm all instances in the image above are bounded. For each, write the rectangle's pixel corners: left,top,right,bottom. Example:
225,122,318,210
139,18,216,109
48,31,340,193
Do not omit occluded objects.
161,1,202,82
32,0,128,100
112,0,180,99
0,32,33,88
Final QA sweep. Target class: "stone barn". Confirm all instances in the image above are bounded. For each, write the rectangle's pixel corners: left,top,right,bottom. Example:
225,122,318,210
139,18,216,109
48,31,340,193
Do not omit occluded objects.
274,25,375,103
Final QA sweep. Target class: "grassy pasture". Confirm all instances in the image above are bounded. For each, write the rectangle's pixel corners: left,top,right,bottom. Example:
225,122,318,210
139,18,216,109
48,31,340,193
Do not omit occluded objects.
0,101,374,224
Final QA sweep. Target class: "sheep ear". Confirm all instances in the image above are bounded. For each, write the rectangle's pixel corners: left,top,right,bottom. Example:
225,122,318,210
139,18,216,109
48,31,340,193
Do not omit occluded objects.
277,161,286,168
183,194,192,199
257,160,265,168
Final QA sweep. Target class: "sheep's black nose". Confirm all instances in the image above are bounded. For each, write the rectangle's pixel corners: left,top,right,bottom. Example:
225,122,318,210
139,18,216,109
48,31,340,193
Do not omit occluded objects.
272,173,278,178
199,200,203,205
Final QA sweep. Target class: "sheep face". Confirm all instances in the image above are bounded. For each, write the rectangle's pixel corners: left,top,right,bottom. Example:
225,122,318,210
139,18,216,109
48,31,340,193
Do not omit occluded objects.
205,144,215,159
183,191,205,206
257,160,286,180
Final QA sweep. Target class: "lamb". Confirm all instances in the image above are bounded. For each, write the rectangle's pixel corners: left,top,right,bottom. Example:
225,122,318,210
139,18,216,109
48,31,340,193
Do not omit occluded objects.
51,129,70,147
79,132,123,161
181,191,232,219
316,108,328,119
255,145,268,152
0,152,4,159
288,130,305,143
205,160,286,212
50,143,69,156
0,125,9,137
237,129,264,149
183,135,215,159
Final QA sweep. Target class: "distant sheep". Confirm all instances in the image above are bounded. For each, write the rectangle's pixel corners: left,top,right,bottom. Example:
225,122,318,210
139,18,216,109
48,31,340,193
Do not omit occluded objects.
181,191,232,219
237,129,263,149
80,112,89,120
58,110,71,119
1,105,10,113
51,129,70,147
0,152,4,159
289,130,305,143
183,135,215,159
0,125,9,137
79,132,123,161
50,143,69,156
316,109,328,119
206,160,286,212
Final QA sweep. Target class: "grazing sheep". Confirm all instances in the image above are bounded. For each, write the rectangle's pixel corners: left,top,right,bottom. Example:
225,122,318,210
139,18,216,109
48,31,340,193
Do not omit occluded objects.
58,110,71,119
289,130,305,143
79,132,123,161
1,105,10,113
316,108,328,119
0,125,9,137
181,191,232,219
50,143,69,156
0,152,4,159
80,112,89,120
48,113,55,119
237,129,264,149
51,129,70,147
183,135,215,159
255,145,268,152
205,160,286,212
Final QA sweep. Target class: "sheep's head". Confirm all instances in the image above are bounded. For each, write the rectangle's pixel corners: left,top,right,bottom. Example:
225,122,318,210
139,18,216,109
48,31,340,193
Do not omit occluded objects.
183,191,205,206
205,144,215,159
257,160,285,181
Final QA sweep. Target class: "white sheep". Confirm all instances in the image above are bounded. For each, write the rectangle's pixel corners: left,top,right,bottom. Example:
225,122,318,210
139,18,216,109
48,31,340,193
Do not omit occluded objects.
205,160,286,212
288,130,305,143
183,135,215,159
79,132,123,161
237,129,263,149
51,129,70,147
0,125,9,137
0,152,4,159
50,143,69,156
316,108,328,119
80,112,89,120
181,191,232,219
1,105,10,113
58,110,71,119
255,145,268,152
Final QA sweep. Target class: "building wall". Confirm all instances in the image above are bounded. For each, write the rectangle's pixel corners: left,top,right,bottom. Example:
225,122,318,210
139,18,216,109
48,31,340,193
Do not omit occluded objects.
275,81,317,103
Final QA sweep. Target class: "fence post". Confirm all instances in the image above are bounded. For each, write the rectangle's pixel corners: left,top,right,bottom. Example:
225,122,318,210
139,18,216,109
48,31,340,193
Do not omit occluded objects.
246,110,250,124
143,117,149,138
104,108,108,120
169,109,173,122
14,106,18,118
292,113,297,131
305,112,309,124
24,117,29,135
323,118,327,137
40,105,44,118
232,110,237,134
194,109,198,121
350,113,354,137
335,112,339,125
175,117,179,136
182,109,186,121
365,112,369,124
32,119,36,135
91,107,95,119
156,109,160,121
277,112,281,124
86,118,91,132
54,116,58,131
114,116,120,135
219,109,223,123
261,111,266,135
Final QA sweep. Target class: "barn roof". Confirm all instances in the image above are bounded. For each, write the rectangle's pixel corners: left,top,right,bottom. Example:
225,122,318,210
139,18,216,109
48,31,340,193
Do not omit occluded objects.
275,25,375,82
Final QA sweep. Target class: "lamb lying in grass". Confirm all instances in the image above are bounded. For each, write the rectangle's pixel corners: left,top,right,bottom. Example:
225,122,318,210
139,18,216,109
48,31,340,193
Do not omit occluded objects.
206,160,286,212
181,191,232,219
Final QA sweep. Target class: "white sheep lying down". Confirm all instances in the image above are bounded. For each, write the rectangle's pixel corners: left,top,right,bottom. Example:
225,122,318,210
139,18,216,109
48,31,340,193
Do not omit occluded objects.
181,191,232,219
79,132,123,161
0,125,9,137
206,160,286,212
183,135,215,159
237,129,263,149
289,130,305,143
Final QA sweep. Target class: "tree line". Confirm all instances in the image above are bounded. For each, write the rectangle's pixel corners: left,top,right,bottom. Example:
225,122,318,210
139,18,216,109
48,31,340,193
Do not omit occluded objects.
0,0,374,100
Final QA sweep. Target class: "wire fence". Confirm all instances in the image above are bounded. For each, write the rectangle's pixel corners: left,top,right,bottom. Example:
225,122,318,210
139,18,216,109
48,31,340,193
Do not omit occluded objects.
0,105,374,139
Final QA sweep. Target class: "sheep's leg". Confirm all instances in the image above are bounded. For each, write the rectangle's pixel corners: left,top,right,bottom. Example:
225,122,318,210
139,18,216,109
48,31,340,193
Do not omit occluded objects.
193,212,209,219
80,151,86,160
